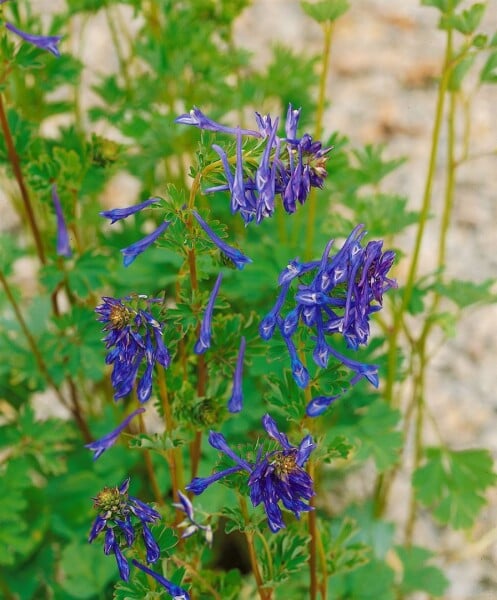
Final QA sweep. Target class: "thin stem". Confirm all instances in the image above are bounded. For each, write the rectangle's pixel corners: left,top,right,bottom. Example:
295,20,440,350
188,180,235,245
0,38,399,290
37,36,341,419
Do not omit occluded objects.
239,497,272,600
105,4,132,95
0,93,46,264
137,411,164,506
308,459,319,600
305,21,334,260
256,531,274,583
171,556,222,600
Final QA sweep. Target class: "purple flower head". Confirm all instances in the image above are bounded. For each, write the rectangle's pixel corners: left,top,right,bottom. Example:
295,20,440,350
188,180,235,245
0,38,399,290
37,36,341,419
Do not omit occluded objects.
5,22,62,57
172,491,213,545
100,197,161,224
194,273,223,354
51,184,72,258
227,336,246,413
259,227,396,412
182,105,332,224
121,220,170,267
85,407,145,460
89,478,161,581
132,560,191,600
186,414,315,533
95,295,171,402
191,209,252,270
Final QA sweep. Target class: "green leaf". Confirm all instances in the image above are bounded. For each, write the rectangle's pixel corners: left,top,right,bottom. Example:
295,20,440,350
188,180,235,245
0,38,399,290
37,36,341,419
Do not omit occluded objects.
421,0,464,14
327,517,370,576
434,278,497,308
60,541,116,598
329,557,396,600
301,0,350,23
448,54,476,90
480,51,497,83
351,144,406,186
265,531,309,583
413,447,497,529
396,545,449,596
440,3,486,34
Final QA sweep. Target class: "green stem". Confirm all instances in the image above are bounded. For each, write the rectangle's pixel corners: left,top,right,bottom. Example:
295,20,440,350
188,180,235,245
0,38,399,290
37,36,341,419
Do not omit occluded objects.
137,410,164,506
305,21,334,260
0,93,46,264
105,4,132,95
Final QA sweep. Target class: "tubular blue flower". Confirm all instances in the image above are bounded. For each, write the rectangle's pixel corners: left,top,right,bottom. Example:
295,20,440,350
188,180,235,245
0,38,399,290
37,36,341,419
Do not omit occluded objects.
96,295,171,402
89,478,161,581
121,220,170,267
306,393,342,418
5,22,62,57
194,273,223,355
227,336,246,413
100,197,160,224
172,491,213,545
51,184,72,257
186,415,315,533
191,209,252,270
132,560,191,600
179,104,332,224
259,227,396,413
85,407,145,460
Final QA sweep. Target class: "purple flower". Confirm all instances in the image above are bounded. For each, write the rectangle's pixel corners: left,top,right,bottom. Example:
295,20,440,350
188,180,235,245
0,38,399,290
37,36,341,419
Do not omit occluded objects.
306,393,342,418
227,336,246,413
95,295,171,402
5,22,62,57
186,414,315,533
132,560,190,600
100,197,160,224
51,184,71,257
172,491,213,545
180,104,332,224
85,407,145,460
121,220,170,267
89,478,161,581
259,227,396,412
194,273,223,354
191,209,252,270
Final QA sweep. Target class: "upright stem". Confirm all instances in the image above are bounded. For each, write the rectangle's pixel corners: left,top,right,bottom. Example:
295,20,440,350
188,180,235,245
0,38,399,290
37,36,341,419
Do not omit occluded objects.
137,411,164,506
305,21,334,260
0,93,46,264
239,497,272,600
308,460,319,600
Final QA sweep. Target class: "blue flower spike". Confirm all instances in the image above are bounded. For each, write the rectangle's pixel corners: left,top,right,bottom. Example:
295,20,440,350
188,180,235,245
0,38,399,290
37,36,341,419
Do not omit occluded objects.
5,22,62,57
85,406,145,460
194,273,223,355
51,184,72,258
227,336,246,413
121,220,170,267
100,197,161,224
172,491,213,545
132,560,191,600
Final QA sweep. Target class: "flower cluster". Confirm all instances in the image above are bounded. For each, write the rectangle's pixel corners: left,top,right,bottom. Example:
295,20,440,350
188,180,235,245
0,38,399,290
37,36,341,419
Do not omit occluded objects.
176,105,332,224
259,225,397,416
95,295,171,402
88,478,161,581
187,414,315,533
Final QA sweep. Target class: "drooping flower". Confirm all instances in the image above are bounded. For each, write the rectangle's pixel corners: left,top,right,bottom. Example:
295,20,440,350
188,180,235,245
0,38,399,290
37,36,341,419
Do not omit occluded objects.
191,209,252,270
259,226,397,414
51,184,72,257
121,220,170,267
194,273,223,354
85,407,145,460
227,336,246,413
186,414,315,533
100,197,161,224
95,295,171,402
88,478,161,581
132,560,191,600
177,104,332,224
172,491,213,545
5,22,62,57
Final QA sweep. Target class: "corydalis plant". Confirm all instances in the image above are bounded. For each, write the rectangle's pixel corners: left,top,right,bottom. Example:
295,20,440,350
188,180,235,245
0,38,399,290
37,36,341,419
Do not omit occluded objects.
95,295,171,402
176,105,332,224
187,414,315,533
88,478,161,581
260,225,397,416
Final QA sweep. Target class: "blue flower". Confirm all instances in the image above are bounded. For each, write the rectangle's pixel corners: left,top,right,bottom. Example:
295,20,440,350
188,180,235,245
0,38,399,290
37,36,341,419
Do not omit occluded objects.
180,104,332,224
51,184,71,257
5,22,62,57
132,560,190,600
191,209,252,270
88,478,161,581
100,197,160,224
95,295,171,402
259,227,396,413
194,273,223,354
172,491,213,545
227,336,246,413
186,414,315,533
121,220,170,267
85,407,145,460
